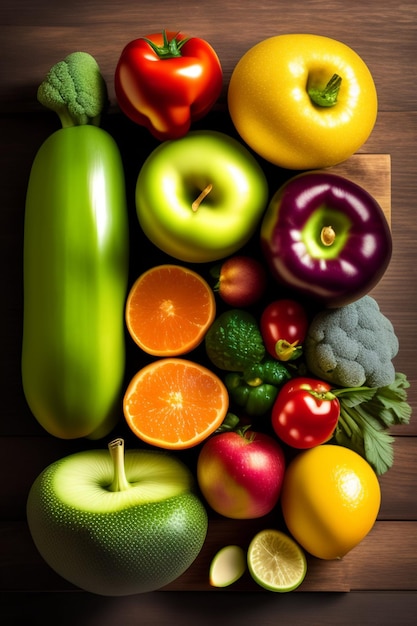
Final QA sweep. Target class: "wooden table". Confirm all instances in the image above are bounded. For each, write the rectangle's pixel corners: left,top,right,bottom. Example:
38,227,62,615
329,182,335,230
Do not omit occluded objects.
1,1,416,623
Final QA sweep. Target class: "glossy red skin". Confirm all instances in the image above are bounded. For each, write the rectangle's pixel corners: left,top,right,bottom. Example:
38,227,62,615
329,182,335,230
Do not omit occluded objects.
218,256,267,307
271,377,340,449
114,32,223,141
260,299,308,359
197,430,286,519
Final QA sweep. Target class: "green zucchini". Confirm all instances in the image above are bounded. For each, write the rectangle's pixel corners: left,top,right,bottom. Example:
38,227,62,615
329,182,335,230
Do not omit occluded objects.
21,53,129,439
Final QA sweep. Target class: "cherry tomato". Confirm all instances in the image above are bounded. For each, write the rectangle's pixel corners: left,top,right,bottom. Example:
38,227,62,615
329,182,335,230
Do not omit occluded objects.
260,299,308,361
271,377,340,449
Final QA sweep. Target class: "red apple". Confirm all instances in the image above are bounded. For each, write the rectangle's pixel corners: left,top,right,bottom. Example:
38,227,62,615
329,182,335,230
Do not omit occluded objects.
212,255,267,307
196,428,286,519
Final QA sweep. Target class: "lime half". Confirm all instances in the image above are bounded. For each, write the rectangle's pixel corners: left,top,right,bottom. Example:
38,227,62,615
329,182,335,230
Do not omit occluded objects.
247,529,307,592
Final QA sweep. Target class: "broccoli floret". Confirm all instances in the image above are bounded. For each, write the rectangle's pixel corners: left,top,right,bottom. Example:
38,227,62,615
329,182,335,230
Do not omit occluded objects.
37,51,108,128
305,295,399,388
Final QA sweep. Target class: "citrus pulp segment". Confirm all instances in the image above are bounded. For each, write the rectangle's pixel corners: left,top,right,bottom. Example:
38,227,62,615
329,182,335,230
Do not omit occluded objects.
125,264,216,356
123,358,229,449
247,529,307,592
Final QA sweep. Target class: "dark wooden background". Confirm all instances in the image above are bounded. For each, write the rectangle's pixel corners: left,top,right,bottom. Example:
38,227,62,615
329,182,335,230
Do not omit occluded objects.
1,1,416,624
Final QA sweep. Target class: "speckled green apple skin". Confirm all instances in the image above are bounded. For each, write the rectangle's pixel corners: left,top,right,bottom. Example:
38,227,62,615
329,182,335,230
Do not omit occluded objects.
26,449,208,596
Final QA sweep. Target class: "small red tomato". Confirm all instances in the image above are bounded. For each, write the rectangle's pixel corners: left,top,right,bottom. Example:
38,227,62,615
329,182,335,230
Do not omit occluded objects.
271,377,340,449
260,299,308,361
213,255,267,307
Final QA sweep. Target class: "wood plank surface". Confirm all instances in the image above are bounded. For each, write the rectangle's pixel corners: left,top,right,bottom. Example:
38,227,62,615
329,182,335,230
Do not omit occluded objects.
329,154,391,221
0,0,416,623
2,518,416,594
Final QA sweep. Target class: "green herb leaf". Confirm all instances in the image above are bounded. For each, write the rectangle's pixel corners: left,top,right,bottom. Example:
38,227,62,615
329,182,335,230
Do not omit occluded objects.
362,423,395,475
332,372,411,475
366,372,412,426
333,386,377,406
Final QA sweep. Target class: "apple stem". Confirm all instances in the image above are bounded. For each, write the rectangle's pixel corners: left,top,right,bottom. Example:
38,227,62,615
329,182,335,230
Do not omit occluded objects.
236,424,256,442
321,225,336,246
308,73,342,107
192,183,213,212
108,438,131,492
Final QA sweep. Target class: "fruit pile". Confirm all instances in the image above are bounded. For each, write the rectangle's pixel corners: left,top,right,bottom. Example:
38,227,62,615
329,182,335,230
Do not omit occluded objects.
23,33,412,597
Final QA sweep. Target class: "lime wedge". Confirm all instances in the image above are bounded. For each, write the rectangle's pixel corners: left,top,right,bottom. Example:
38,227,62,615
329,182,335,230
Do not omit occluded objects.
247,529,307,592
209,545,246,587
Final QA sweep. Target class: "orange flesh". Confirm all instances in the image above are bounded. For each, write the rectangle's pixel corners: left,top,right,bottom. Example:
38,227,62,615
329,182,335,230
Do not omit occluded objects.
123,358,229,449
126,265,216,356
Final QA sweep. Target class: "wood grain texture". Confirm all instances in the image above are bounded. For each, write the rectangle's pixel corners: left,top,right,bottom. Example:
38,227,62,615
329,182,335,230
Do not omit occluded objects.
1,518,416,593
328,154,391,220
0,0,416,622
1,0,417,113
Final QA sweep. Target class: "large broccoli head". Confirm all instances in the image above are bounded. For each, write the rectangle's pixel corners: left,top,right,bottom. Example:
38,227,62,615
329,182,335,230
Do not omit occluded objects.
305,295,399,388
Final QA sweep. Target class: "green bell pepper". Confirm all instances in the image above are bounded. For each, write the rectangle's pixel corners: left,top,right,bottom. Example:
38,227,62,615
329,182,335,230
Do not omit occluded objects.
244,359,292,387
225,373,278,416
225,359,291,417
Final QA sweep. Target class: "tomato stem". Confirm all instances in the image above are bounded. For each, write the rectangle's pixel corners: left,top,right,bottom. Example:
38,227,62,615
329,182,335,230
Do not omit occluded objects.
192,183,213,212
275,339,303,361
108,438,131,492
308,74,342,107
301,386,337,401
142,30,189,59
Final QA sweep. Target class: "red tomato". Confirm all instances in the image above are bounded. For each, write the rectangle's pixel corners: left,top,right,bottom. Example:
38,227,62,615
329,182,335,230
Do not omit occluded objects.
114,30,223,141
260,299,308,361
271,377,340,449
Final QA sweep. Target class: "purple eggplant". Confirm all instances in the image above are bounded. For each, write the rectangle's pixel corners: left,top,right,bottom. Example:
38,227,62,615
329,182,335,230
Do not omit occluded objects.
260,172,392,308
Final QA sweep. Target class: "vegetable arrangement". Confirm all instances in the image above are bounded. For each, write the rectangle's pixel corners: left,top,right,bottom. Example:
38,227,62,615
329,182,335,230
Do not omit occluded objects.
23,32,412,594
204,300,410,474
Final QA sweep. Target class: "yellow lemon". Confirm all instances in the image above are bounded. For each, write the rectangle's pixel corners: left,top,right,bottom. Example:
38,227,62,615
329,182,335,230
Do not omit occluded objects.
281,445,381,560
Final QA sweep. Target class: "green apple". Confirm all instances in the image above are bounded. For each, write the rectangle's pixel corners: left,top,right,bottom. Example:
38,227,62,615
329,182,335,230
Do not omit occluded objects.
135,130,269,263
26,438,208,595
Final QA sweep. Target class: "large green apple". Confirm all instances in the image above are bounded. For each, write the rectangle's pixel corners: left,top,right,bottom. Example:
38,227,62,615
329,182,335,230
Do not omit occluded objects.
135,130,269,263
26,438,208,595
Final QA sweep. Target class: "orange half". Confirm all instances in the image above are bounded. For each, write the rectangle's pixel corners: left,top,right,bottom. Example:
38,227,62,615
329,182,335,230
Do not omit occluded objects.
123,358,229,449
125,264,216,356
